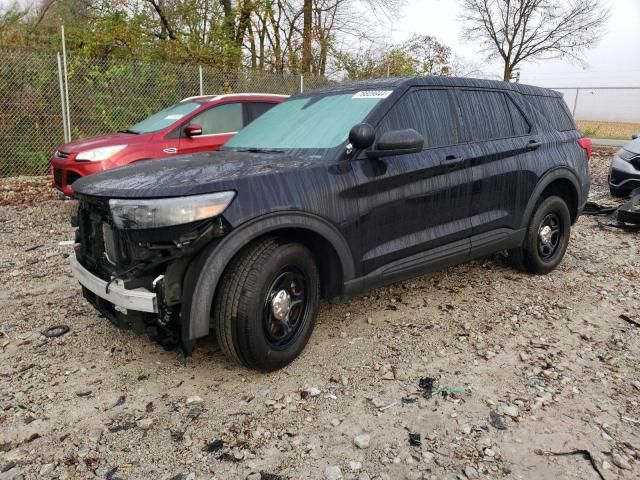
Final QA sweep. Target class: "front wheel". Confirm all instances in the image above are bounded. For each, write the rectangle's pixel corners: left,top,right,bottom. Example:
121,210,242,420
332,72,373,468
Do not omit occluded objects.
509,195,571,275
212,238,320,371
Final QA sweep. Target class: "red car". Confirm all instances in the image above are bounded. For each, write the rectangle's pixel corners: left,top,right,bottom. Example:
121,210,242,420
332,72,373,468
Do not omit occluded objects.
51,93,287,197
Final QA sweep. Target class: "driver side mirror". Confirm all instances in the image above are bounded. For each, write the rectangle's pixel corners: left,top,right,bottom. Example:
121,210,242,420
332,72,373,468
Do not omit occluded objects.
632,133,639,140
184,124,203,137
349,123,376,150
366,129,424,159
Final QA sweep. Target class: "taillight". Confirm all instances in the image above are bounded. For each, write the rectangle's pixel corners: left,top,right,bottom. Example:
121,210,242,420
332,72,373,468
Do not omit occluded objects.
577,137,592,160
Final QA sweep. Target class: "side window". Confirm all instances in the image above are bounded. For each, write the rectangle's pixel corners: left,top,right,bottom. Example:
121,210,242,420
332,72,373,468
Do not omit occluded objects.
458,90,516,141
528,95,575,131
189,102,243,135
506,96,531,136
378,89,458,149
245,102,278,123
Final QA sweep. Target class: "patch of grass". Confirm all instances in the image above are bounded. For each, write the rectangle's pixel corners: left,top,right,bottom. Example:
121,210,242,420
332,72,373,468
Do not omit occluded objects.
576,120,640,140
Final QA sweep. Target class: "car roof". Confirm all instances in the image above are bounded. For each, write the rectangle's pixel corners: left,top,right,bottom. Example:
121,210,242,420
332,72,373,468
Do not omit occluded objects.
181,93,290,103
290,76,560,98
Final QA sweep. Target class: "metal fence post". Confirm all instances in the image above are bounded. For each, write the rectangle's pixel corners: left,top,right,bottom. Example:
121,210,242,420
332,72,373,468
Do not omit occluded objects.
572,88,580,118
57,53,69,145
61,25,71,142
199,65,203,96
300,75,304,93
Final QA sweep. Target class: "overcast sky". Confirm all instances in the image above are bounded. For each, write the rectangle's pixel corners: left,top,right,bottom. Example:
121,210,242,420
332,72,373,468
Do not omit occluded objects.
390,0,640,87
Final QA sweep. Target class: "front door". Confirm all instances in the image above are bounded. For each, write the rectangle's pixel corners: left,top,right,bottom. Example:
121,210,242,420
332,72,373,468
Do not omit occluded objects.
179,102,244,154
351,88,473,278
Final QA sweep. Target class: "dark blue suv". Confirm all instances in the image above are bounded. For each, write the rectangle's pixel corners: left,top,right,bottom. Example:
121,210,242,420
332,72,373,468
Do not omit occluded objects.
70,77,592,370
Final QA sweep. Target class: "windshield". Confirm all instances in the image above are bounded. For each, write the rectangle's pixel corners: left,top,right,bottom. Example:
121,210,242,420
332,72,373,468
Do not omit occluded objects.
224,91,389,155
128,101,202,133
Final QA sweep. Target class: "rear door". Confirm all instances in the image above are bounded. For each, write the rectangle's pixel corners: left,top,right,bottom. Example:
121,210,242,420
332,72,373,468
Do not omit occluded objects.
351,88,473,277
454,89,535,248
245,101,279,124
179,102,244,154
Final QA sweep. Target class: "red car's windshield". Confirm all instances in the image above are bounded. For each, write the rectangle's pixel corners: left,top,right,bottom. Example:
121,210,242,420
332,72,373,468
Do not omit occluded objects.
127,101,202,134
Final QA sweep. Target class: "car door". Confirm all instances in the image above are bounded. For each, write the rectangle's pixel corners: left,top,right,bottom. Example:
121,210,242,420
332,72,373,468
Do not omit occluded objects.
179,102,244,154
244,101,279,124
351,88,473,278
454,89,536,250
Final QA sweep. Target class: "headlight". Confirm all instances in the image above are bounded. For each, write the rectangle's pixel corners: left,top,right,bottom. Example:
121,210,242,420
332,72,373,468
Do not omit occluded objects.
76,145,127,161
109,191,236,229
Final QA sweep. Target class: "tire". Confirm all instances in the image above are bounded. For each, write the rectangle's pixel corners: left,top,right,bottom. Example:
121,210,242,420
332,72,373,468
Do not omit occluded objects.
609,185,629,198
509,195,571,275
212,238,320,371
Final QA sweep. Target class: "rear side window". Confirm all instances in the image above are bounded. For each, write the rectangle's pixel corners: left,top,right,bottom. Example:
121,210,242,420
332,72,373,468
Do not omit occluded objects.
528,95,575,131
245,102,278,123
378,89,459,148
507,99,531,136
458,90,530,141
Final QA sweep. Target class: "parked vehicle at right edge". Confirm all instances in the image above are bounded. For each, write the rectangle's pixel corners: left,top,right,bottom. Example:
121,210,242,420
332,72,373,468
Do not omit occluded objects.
69,77,591,371
609,133,640,197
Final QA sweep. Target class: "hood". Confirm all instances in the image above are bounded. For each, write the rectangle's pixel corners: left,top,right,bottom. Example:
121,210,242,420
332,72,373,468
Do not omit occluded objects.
623,137,640,154
73,151,315,198
59,131,154,153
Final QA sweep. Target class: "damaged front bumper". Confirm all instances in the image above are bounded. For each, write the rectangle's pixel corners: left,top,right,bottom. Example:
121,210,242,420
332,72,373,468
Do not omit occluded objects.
69,254,158,313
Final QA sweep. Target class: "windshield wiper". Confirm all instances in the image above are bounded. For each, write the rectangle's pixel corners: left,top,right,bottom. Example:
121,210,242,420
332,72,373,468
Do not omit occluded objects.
119,129,140,135
235,147,285,154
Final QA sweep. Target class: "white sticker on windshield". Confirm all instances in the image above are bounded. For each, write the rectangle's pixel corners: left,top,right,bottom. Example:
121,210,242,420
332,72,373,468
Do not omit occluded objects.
352,90,393,99
165,114,185,120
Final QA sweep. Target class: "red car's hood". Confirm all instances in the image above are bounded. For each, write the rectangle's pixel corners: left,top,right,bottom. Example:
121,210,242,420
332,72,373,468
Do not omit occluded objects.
58,131,155,153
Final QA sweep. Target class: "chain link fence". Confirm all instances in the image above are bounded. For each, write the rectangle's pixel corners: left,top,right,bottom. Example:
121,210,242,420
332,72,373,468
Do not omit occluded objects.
0,49,330,177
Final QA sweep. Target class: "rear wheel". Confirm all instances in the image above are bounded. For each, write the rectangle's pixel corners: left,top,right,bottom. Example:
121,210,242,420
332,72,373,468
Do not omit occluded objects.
509,195,571,275
212,238,320,371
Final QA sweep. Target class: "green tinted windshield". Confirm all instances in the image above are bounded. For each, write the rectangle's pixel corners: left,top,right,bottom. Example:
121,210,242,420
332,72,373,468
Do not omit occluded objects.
129,102,202,133
225,92,387,150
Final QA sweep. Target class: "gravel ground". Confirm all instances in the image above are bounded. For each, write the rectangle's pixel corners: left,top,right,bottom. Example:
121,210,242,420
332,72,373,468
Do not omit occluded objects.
0,148,638,480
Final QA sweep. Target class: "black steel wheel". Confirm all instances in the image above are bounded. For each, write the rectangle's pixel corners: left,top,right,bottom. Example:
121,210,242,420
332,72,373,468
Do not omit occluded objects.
537,212,562,260
509,195,571,275
263,267,310,349
213,239,320,371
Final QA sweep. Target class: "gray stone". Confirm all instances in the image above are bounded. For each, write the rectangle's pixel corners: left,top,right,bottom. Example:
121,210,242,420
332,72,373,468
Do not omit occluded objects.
464,465,479,479
324,465,343,480
0,468,24,480
186,396,204,405
136,418,153,430
88,427,103,443
393,367,408,381
39,464,55,476
612,453,631,470
354,434,371,449
501,404,519,418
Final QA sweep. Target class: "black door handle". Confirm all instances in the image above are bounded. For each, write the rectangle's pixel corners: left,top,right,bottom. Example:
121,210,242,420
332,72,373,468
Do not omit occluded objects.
527,140,542,150
442,155,464,168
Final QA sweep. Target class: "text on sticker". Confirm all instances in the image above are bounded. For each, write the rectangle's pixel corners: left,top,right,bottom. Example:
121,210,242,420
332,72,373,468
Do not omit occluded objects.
352,91,393,99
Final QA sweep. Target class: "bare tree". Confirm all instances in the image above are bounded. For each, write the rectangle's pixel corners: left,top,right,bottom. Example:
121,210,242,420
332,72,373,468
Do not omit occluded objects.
460,0,609,81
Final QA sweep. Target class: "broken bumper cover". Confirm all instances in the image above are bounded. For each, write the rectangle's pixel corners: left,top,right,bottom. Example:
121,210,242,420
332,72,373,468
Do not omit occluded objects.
70,254,158,313
609,154,640,192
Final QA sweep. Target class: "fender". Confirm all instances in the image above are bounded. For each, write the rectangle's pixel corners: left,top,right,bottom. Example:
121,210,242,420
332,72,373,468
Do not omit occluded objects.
520,167,582,230
180,211,355,346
